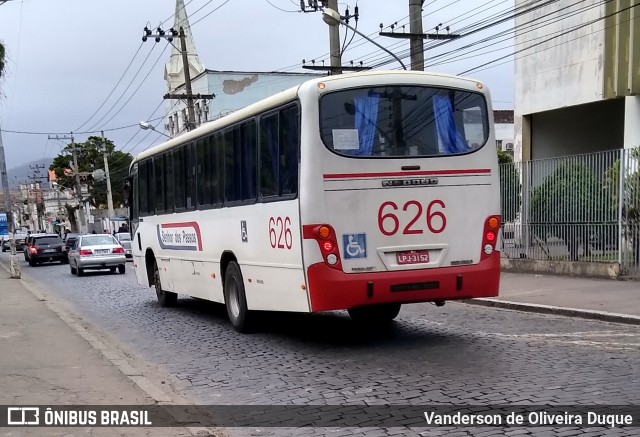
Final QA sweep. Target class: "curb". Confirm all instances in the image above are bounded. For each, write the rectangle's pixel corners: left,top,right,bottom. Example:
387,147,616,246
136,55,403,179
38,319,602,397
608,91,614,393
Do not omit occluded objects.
461,298,640,326
0,258,223,437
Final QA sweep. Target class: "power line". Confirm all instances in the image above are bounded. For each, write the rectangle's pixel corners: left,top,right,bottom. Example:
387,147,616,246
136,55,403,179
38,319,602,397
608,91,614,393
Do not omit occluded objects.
459,0,640,75
83,44,158,133
370,0,564,69
159,0,198,26
93,43,170,131
264,0,299,13
419,0,608,70
0,117,165,136
74,42,145,132
191,0,232,27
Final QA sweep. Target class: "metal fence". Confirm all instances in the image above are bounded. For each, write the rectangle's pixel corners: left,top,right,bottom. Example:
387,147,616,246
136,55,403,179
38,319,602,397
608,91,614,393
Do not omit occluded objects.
500,147,640,275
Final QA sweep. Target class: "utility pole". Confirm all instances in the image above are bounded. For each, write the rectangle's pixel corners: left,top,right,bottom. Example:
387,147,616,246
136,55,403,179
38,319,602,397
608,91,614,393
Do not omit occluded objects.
302,2,369,74
179,27,196,130
28,165,46,232
101,131,114,220
143,26,214,132
0,119,20,278
327,0,342,75
49,134,83,233
409,0,425,71
379,0,460,70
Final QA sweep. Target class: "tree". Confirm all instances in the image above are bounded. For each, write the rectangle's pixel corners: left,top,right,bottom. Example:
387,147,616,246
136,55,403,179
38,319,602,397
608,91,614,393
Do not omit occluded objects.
498,150,521,223
604,148,640,265
49,136,133,209
529,161,615,261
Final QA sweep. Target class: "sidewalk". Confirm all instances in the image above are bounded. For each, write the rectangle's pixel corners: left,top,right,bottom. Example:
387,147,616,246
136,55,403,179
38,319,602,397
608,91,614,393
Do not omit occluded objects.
464,271,640,325
0,262,212,436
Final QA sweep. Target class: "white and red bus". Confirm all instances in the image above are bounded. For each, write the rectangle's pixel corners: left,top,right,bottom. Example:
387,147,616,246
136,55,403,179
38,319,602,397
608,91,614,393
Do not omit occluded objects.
129,71,501,332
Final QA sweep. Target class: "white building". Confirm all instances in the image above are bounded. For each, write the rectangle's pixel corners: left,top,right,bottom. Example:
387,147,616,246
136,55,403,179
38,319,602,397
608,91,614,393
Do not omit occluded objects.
514,0,640,161
494,110,515,155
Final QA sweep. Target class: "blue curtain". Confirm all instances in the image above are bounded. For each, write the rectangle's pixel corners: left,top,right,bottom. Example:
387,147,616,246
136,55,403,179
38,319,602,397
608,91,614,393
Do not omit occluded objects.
433,96,469,154
353,95,379,156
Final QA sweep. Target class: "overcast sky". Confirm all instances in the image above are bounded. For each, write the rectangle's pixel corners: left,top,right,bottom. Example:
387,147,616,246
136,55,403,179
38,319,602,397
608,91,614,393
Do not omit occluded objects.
0,0,515,169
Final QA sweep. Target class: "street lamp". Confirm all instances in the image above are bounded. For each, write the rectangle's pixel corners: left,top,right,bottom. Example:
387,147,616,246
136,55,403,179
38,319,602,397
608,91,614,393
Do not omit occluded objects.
139,121,172,138
322,8,407,71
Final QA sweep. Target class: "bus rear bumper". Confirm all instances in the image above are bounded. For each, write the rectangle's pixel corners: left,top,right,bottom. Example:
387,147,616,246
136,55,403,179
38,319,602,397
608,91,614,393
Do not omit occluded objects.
306,252,500,312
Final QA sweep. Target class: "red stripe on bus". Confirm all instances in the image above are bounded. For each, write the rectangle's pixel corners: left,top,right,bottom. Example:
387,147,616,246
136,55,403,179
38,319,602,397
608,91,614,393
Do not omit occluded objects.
160,221,203,251
323,169,492,179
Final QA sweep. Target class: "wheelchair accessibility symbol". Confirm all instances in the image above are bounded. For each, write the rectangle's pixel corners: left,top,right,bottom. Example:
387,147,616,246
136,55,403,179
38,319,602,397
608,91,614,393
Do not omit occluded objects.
343,233,367,259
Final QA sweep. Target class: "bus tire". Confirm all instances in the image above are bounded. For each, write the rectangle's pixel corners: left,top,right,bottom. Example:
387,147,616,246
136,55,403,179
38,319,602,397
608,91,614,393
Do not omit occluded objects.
154,262,177,307
224,262,253,333
348,303,401,323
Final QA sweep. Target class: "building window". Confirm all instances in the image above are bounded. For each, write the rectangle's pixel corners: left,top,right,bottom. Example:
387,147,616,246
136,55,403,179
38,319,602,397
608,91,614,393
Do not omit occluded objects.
195,102,201,126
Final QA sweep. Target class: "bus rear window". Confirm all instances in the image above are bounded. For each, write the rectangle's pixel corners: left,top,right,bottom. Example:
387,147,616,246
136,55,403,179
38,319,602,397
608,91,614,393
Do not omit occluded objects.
319,85,488,158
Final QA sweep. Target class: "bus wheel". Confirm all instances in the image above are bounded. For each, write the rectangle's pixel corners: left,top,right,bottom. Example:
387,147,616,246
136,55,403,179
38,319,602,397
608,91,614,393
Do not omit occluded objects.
348,303,401,323
224,262,253,333
154,262,177,307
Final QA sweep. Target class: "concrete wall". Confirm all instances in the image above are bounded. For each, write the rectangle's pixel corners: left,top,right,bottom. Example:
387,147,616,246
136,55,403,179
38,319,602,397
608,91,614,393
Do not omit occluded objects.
514,0,608,161
531,98,625,160
624,96,640,149
515,0,606,115
495,123,515,142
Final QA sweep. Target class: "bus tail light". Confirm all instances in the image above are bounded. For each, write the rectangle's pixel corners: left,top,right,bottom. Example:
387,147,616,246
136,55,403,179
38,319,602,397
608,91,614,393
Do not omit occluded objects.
481,215,501,260
302,224,343,271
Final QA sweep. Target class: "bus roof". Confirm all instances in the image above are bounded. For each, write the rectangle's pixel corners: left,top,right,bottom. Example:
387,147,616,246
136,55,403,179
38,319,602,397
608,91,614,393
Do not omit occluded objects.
131,70,486,166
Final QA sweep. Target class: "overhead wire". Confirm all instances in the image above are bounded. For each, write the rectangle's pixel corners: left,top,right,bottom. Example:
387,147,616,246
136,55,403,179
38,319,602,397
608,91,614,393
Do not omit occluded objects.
264,0,299,13
369,0,565,69
191,0,232,27
74,42,145,132
458,0,640,75
417,0,608,70
83,44,159,133
92,42,170,131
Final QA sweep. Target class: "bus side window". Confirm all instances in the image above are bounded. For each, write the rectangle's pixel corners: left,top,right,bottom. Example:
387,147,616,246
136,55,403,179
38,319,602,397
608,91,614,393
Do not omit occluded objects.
164,151,174,212
280,105,299,196
240,120,257,202
211,133,223,206
259,114,279,198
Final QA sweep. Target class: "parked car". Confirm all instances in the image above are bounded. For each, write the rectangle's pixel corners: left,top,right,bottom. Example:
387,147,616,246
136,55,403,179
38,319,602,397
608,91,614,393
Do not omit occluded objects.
62,233,80,261
1,235,9,252
24,234,66,266
68,234,126,276
2,233,28,252
23,233,47,261
114,232,132,260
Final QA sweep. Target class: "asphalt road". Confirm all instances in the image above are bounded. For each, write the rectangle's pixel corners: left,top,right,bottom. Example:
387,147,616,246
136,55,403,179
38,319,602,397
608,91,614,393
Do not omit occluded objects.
5,253,640,437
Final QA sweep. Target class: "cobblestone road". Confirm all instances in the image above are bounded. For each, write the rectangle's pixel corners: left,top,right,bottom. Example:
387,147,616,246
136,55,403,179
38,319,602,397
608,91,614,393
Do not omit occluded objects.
6,254,640,437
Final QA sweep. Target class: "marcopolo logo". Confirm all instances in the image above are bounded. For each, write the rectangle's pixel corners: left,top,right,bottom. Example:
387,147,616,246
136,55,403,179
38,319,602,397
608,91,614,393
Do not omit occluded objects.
156,222,202,251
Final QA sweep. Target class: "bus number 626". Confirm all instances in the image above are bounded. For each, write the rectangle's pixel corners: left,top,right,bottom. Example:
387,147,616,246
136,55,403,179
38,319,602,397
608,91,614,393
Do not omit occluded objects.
378,200,446,236
269,217,293,249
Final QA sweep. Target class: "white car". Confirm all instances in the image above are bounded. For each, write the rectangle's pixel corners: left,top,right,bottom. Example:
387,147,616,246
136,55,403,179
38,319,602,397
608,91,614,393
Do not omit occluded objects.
68,234,127,276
